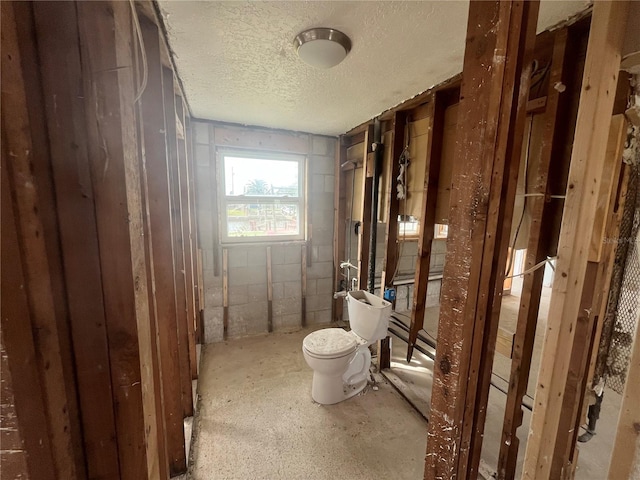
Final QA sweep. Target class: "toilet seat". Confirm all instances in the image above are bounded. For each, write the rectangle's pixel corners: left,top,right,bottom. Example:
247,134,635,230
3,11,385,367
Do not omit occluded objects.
303,328,357,358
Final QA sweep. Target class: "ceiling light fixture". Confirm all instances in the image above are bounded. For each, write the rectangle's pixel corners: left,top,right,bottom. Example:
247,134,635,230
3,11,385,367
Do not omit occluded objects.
293,28,351,69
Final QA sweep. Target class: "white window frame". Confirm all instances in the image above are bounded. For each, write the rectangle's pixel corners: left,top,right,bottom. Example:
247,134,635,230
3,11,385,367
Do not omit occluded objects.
217,149,306,244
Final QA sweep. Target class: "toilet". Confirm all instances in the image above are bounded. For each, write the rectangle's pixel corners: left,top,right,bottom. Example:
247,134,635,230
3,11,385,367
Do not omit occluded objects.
302,290,391,405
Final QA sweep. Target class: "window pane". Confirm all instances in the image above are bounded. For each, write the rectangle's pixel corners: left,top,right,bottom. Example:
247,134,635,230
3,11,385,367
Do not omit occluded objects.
226,203,300,238
224,156,299,197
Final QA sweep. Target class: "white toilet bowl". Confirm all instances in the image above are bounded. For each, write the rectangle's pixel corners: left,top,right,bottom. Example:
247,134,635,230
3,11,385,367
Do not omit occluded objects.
302,328,370,404
302,290,391,405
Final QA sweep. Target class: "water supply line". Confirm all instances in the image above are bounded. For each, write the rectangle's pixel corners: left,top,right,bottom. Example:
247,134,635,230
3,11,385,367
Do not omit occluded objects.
368,119,384,294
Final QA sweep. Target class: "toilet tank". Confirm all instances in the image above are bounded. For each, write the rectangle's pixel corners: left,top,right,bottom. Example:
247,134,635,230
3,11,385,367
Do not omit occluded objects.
346,290,392,342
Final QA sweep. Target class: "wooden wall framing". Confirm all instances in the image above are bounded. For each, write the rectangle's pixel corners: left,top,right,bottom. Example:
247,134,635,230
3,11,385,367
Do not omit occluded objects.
424,2,540,478
1,1,201,478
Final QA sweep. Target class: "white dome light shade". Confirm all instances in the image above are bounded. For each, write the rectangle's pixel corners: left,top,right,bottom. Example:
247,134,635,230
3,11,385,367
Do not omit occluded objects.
294,28,351,69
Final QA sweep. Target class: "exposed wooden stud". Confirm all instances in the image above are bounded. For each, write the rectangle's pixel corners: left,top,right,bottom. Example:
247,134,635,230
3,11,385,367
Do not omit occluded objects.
302,245,308,327
267,247,273,332
497,27,569,479
77,1,163,476
377,337,391,371
333,139,347,322
162,67,193,419
554,114,629,477
1,137,58,480
186,116,201,353
380,111,408,295
407,93,444,362
223,248,229,338
3,3,92,477
425,1,539,478
523,2,630,477
357,125,375,290
136,15,186,475
133,14,169,479
175,95,198,383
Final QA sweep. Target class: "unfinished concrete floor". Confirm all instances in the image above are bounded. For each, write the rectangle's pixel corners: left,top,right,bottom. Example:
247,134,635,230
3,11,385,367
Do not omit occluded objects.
189,327,427,480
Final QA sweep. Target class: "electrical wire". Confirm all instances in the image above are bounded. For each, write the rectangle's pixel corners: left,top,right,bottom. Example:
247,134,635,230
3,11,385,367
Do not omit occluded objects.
130,0,148,104
505,114,533,277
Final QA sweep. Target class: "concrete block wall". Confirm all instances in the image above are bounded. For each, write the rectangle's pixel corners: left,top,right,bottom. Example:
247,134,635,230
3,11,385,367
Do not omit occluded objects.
193,120,337,343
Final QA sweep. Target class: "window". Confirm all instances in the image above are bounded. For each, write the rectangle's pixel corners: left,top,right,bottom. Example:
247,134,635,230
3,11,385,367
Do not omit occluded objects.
219,150,305,242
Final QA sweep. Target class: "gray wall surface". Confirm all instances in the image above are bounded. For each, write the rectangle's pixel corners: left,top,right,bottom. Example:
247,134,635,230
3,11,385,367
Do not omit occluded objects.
193,121,337,343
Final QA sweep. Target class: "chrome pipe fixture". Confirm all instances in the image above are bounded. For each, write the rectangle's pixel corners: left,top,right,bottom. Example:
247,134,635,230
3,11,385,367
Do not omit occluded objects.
340,261,358,271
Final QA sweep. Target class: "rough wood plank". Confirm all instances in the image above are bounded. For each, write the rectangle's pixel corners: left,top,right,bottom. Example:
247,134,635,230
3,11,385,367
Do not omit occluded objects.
357,125,374,290
425,2,539,478
1,134,57,480
133,14,169,479
302,245,307,327
162,67,194,420
522,2,630,477
137,15,186,476
186,116,201,351
223,248,229,338
175,95,198,384
497,27,569,479
560,114,629,475
77,1,163,476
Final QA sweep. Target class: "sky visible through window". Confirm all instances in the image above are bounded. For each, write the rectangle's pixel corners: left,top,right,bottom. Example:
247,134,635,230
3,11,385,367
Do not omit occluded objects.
224,156,299,196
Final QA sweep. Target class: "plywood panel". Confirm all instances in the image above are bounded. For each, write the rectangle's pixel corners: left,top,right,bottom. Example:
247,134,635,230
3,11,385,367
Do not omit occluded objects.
435,103,459,224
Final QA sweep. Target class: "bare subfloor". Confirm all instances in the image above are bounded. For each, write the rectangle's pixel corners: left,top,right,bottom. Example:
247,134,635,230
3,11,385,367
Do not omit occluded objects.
189,327,427,480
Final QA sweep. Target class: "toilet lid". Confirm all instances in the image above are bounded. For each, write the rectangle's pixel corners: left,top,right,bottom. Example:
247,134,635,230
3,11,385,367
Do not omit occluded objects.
303,328,357,357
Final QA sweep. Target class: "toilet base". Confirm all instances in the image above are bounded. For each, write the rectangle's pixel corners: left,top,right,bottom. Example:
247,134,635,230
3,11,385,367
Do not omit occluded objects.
311,371,368,405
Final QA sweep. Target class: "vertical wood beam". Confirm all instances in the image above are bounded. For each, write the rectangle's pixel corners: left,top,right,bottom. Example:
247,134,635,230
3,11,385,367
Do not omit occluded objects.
380,110,408,294
333,139,347,321
1,137,58,480
27,2,122,475
553,114,628,478
137,16,186,476
223,248,229,338
3,3,92,477
133,14,169,480
162,67,194,419
523,2,629,477
425,1,539,478
408,95,445,362
357,125,375,290
302,245,308,327
497,27,569,479
77,1,162,477
186,117,202,349
175,95,198,382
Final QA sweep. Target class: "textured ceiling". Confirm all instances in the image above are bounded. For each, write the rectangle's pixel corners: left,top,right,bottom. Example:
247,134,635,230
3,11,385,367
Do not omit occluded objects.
160,1,590,136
